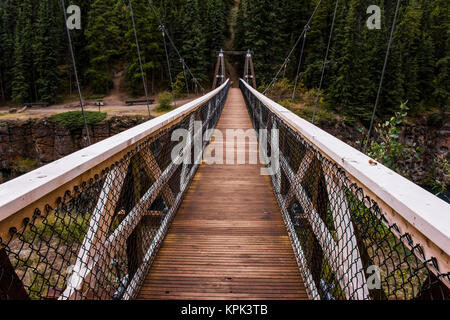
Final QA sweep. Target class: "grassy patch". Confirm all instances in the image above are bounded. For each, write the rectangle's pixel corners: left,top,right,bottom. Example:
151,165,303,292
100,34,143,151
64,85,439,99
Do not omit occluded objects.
22,211,91,245
156,91,174,112
51,111,106,131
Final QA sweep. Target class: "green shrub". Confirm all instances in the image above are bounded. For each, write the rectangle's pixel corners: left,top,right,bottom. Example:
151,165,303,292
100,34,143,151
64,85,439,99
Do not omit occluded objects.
157,91,173,111
367,102,423,175
424,155,450,196
51,111,106,131
173,72,188,98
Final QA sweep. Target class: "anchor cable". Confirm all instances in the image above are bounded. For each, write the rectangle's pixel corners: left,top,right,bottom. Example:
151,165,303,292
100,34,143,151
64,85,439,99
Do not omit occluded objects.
292,26,309,102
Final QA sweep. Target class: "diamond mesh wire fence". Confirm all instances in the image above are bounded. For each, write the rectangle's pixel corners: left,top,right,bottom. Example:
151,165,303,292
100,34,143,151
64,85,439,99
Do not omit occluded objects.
240,80,449,300
0,82,230,300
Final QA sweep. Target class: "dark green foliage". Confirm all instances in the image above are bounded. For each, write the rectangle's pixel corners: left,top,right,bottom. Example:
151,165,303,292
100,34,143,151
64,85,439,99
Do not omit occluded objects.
34,0,61,103
125,0,161,96
11,0,34,103
180,0,208,84
0,0,234,103
51,111,107,131
234,0,449,124
367,102,423,176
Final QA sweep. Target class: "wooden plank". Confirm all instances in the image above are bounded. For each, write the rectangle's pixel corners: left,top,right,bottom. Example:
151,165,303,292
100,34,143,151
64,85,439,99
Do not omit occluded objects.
137,89,307,300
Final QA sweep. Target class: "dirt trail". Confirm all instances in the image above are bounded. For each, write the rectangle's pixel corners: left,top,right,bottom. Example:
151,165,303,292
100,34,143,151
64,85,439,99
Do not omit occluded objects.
225,0,239,50
225,0,240,87
0,70,201,120
102,70,127,106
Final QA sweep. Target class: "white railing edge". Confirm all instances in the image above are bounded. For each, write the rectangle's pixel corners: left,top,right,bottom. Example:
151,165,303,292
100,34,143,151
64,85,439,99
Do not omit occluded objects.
0,79,229,223
240,79,450,260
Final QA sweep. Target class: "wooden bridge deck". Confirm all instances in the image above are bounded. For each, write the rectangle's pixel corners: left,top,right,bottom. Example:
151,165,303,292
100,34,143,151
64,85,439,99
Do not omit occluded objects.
137,89,308,300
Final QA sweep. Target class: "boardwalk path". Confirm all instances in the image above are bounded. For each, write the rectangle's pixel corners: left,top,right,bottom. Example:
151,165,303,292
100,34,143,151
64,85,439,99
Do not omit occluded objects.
138,88,307,300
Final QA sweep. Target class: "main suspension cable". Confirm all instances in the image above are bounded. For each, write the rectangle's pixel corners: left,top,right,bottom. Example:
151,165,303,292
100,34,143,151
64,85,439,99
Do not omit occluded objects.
128,0,152,119
312,0,339,124
263,0,322,95
147,0,205,94
291,26,309,102
61,0,91,145
364,0,401,153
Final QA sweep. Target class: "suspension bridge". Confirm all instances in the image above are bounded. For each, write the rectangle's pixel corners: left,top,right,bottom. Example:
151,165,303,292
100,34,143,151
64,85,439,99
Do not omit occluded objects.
0,0,449,301
0,77,448,300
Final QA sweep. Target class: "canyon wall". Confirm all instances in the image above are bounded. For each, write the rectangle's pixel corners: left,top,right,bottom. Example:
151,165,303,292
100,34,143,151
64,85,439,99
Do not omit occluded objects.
0,115,448,190
0,116,146,183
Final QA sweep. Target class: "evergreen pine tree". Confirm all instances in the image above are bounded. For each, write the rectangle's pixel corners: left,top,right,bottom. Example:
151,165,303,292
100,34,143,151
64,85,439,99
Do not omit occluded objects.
125,0,162,96
11,0,34,103
34,0,61,103
85,0,123,94
182,0,208,83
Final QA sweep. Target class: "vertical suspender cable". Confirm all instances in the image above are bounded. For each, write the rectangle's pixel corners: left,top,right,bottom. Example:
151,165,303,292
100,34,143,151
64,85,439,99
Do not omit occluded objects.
312,0,339,124
292,26,309,102
364,0,401,153
181,59,190,95
282,58,289,79
128,0,152,119
161,25,177,107
61,0,91,145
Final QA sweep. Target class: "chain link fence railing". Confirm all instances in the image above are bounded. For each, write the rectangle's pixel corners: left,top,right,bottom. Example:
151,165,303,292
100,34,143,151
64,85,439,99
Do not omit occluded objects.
0,81,230,300
240,79,450,300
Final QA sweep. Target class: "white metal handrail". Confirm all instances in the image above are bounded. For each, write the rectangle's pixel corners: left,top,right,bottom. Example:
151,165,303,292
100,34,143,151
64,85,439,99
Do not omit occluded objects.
0,80,230,239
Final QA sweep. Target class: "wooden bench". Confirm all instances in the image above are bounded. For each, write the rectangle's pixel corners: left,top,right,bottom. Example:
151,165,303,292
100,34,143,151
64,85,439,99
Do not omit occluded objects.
23,102,49,108
125,99,155,106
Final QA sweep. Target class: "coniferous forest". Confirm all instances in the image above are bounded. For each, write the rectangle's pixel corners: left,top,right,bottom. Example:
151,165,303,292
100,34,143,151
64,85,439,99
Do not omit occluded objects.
0,0,448,121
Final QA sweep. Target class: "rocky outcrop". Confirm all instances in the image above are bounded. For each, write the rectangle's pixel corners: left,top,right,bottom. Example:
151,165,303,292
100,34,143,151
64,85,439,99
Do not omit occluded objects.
318,116,449,188
0,115,146,183
0,113,448,190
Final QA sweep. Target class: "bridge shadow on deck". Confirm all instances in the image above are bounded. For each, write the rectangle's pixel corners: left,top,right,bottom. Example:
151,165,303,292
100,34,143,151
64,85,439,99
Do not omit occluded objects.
137,89,308,300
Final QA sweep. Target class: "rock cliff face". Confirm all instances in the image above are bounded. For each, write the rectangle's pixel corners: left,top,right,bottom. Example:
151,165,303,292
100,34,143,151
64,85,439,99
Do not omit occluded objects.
0,116,146,183
0,115,448,190
309,117,449,188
